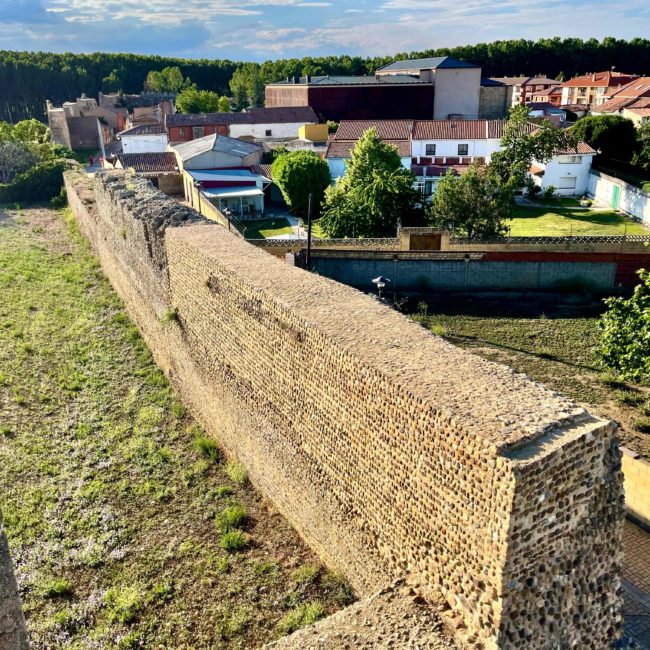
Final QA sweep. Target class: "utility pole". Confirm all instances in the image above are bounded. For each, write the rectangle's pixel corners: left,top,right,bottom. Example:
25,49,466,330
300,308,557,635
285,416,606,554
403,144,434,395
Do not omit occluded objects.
306,193,313,271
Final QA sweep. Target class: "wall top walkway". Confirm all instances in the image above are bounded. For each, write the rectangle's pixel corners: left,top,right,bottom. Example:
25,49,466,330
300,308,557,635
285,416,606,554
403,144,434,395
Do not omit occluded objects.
170,224,591,451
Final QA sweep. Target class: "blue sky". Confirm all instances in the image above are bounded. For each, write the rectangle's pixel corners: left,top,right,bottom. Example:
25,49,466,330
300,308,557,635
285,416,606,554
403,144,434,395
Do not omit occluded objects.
0,0,648,61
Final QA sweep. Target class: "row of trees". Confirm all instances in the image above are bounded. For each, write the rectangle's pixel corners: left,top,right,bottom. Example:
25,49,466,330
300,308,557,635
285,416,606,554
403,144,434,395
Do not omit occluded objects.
2,37,650,121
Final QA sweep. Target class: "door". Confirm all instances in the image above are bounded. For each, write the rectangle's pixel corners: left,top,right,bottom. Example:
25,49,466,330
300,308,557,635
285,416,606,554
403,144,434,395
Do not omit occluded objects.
612,184,621,210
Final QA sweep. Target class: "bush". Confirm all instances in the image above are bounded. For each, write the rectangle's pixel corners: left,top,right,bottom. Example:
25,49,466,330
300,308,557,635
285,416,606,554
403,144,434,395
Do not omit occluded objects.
219,530,249,552
226,462,248,486
193,434,220,462
0,160,66,203
596,269,650,382
104,585,143,624
541,185,556,201
277,602,325,635
215,504,247,532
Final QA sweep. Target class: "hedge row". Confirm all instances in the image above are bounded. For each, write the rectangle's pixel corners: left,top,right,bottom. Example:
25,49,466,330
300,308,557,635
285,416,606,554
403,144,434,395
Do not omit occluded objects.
0,160,67,203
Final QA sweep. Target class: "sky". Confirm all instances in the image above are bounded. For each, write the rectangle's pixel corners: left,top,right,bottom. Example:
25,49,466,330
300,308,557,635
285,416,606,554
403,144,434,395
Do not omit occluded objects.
0,0,649,62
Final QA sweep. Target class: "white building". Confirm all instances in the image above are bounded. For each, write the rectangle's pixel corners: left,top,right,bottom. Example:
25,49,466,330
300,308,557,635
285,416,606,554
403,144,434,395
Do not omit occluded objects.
325,119,596,197
118,124,168,153
529,145,596,196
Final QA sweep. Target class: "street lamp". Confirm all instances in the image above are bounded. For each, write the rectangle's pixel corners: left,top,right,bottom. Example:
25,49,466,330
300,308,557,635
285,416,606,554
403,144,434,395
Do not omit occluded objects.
372,276,390,300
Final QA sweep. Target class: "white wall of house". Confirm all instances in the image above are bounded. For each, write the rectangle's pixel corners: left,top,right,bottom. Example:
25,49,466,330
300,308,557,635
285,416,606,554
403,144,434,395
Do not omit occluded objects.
228,122,312,140
121,133,168,153
433,68,482,119
411,138,501,160
533,154,594,195
327,156,411,181
588,171,650,224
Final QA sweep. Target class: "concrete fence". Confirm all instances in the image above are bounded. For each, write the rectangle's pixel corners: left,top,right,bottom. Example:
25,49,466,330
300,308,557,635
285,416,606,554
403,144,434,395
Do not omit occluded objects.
588,170,650,225
64,169,625,650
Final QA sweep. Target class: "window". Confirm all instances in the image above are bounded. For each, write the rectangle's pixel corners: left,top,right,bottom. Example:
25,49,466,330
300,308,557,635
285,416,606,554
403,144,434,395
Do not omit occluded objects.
559,155,582,164
265,129,272,137
179,128,186,137
425,143,436,156
425,180,434,196
558,177,577,190
192,126,205,138
458,144,468,156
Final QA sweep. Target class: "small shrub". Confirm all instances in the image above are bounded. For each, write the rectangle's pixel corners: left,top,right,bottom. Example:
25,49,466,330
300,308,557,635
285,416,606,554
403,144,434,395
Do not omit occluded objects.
194,435,220,462
429,323,447,337
215,504,247,532
171,401,187,419
293,564,320,586
277,602,325,635
632,416,650,433
216,606,252,640
216,485,234,498
40,578,73,599
321,572,355,606
151,581,174,602
105,585,143,624
226,462,248,486
1,425,12,437
615,390,644,406
542,185,556,201
161,308,178,324
600,372,628,390
219,530,249,553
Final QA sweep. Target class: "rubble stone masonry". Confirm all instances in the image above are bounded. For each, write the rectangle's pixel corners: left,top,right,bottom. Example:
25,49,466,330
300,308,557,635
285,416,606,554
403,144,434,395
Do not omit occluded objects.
64,169,626,649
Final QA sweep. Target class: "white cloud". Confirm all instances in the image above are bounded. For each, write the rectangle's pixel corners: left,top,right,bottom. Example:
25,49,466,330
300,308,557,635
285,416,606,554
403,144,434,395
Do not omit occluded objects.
296,2,332,5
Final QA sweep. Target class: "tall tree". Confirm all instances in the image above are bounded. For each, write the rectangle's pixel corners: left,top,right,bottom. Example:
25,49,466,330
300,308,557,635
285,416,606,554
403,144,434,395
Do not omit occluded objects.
570,114,639,163
490,105,577,189
319,128,423,238
175,88,221,114
271,151,331,219
427,165,513,239
217,96,231,112
144,66,188,93
633,121,650,171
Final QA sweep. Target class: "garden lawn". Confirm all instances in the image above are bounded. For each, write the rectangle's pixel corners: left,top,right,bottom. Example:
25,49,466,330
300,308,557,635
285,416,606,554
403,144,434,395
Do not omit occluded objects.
411,293,650,459
242,218,293,239
509,207,650,236
0,207,353,649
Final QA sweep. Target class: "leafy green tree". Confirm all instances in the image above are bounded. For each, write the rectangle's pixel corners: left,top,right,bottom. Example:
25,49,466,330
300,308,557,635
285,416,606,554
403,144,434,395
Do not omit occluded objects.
271,151,331,219
12,119,49,144
490,105,577,189
229,64,264,109
596,269,650,382
570,114,639,163
0,141,38,183
632,121,650,171
427,164,513,239
175,88,221,114
144,66,188,93
102,69,122,93
217,96,231,112
319,128,422,238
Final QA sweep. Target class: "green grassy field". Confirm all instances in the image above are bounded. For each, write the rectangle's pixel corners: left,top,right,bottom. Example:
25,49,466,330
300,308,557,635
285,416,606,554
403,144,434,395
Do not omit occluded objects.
410,293,650,458
509,208,650,236
0,207,353,649
241,218,293,239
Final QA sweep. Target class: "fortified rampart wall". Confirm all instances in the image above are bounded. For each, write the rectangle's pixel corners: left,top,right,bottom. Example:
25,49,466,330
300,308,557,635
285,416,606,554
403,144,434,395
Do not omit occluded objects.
65,169,625,650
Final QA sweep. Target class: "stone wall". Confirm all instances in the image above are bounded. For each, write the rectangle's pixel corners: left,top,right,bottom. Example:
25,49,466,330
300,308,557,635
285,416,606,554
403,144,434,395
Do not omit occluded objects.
65,169,625,649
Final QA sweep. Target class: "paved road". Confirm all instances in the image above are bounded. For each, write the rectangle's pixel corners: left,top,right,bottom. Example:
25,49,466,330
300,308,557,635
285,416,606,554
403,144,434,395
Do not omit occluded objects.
624,520,650,649
0,510,29,650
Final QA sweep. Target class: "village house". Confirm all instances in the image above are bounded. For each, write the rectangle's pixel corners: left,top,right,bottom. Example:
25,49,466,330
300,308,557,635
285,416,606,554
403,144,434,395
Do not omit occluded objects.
171,134,269,217
489,76,559,106
118,123,169,153
165,106,318,144
591,77,650,126
325,118,596,197
103,152,182,195
559,71,639,106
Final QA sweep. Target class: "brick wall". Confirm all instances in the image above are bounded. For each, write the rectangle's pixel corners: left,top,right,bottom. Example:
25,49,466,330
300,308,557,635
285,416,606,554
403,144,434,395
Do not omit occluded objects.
65,169,625,649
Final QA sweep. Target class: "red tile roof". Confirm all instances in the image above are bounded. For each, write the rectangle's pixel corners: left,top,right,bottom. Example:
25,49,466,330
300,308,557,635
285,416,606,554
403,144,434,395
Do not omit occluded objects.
335,120,414,140
118,123,166,136
325,138,411,158
561,71,638,88
555,142,597,155
116,152,179,173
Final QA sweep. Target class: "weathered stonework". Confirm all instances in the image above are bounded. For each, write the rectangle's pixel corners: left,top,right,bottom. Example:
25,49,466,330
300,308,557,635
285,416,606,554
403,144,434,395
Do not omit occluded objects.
64,169,626,649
